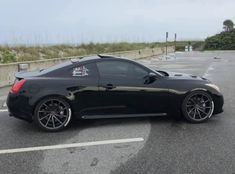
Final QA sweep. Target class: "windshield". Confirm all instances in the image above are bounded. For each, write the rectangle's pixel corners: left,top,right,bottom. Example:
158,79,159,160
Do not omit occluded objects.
143,64,163,77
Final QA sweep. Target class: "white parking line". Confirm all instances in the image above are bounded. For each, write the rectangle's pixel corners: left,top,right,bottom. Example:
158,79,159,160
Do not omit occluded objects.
0,109,8,112
0,137,144,155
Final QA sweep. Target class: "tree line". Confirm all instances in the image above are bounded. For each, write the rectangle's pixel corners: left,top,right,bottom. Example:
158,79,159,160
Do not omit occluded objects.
204,19,235,50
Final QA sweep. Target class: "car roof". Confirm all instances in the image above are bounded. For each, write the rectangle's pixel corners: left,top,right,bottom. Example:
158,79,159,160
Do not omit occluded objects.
43,55,132,75
43,54,163,77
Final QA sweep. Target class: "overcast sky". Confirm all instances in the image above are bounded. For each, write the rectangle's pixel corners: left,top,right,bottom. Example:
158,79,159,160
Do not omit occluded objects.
0,0,234,44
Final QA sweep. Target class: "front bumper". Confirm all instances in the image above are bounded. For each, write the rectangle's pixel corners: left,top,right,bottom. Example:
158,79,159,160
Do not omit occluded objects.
7,92,33,122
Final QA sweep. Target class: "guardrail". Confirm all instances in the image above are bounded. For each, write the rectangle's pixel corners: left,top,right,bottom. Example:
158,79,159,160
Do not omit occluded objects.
0,46,174,87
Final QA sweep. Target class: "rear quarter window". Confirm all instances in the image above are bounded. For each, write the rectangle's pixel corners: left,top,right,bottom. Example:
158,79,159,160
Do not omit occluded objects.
42,61,72,74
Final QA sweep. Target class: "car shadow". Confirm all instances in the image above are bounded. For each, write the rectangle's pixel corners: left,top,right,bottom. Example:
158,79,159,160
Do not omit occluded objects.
11,113,224,134
67,115,183,131
5,115,178,134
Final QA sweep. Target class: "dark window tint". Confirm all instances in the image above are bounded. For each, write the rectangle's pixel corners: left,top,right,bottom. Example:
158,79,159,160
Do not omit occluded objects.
97,61,129,78
42,61,72,73
97,60,148,79
130,64,149,79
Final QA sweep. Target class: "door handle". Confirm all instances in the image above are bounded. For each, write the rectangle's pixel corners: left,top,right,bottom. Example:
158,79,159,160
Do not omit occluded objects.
104,84,115,90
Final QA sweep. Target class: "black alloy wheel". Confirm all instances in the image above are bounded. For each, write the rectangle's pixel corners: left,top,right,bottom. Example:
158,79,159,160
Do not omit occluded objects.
34,97,72,131
182,91,214,123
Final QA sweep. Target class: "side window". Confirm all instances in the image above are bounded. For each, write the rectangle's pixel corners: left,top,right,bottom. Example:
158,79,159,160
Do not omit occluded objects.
96,60,148,79
97,61,130,78
130,64,149,79
72,63,98,78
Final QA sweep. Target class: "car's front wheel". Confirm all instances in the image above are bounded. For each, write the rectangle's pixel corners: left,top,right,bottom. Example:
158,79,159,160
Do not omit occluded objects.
34,97,72,132
182,91,214,123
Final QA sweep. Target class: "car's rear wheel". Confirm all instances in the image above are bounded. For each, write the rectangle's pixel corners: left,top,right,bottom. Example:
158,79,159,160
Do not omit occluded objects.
34,97,72,132
182,91,214,123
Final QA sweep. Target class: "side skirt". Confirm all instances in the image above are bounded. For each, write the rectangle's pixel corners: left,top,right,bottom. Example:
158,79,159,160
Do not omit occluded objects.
81,113,167,119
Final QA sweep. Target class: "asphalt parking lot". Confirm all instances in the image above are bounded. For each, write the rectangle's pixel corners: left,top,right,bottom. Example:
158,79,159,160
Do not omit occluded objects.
0,51,234,174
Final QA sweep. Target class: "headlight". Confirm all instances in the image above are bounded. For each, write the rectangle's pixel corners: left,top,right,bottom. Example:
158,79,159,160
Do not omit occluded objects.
206,84,220,92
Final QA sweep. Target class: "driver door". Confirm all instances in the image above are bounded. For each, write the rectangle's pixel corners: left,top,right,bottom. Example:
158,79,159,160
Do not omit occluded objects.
92,60,168,117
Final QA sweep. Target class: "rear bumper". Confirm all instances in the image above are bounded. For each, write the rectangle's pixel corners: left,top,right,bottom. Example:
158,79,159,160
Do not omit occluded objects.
7,92,33,122
213,94,224,115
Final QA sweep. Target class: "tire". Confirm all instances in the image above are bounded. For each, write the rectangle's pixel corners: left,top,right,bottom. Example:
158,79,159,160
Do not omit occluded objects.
182,91,214,123
34,96,72,132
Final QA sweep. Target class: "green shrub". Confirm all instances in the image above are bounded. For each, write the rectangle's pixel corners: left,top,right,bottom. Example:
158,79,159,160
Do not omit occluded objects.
0,50,16,63
0,42,177,63
175,46,185,51
204,30,235,50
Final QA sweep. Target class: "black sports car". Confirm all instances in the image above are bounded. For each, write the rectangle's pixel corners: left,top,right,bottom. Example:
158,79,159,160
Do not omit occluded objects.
7,55,224,131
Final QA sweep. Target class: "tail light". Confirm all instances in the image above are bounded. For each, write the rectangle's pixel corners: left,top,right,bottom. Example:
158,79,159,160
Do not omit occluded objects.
11,79,26,93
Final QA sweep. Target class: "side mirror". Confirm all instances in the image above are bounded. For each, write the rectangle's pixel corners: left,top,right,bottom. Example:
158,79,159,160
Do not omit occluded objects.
145,72,157,84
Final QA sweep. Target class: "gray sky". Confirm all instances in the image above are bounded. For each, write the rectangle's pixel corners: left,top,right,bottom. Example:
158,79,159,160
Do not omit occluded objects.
0,0,234,44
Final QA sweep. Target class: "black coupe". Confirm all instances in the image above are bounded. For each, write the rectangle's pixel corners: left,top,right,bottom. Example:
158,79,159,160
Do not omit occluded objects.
7,55,224,131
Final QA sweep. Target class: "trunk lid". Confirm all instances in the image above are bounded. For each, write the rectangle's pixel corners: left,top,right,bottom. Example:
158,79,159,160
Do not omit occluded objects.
15,70,42,80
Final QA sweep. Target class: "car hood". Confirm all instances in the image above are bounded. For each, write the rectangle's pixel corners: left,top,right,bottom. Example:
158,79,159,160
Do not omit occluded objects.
157,70,209,81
